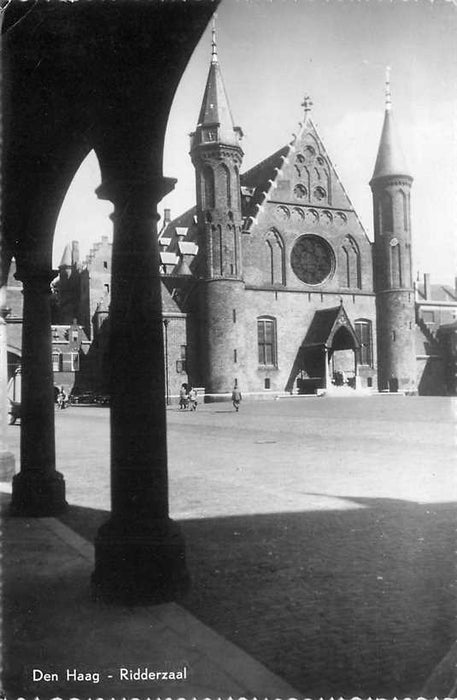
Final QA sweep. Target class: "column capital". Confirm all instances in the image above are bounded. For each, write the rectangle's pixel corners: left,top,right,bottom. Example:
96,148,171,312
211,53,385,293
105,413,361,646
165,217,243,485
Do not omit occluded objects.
14,267,57,293
96,176,177,213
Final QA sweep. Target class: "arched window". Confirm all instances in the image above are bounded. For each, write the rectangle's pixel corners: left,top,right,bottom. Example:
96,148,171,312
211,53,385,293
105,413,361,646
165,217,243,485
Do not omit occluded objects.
257,316,277,367
202,166,215,209
264,229,285,285
355,319,373,366
341,236,361,289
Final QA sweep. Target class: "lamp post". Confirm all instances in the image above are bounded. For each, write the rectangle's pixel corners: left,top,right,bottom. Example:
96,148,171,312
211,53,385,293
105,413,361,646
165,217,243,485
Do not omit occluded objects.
163,318,170,405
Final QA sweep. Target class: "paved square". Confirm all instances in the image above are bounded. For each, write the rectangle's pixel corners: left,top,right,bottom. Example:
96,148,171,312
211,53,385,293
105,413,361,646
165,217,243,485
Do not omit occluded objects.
6,395,457,696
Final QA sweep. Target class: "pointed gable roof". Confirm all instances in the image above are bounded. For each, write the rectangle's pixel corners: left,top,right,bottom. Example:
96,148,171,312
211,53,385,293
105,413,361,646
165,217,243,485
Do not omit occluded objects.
241,104,368,240
302,304,360,349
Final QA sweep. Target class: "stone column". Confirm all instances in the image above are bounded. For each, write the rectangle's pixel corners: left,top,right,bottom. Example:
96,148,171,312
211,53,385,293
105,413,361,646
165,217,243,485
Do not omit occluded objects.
92,178,189,604
11,269,66,515
0,285,15,480
324,346,331,389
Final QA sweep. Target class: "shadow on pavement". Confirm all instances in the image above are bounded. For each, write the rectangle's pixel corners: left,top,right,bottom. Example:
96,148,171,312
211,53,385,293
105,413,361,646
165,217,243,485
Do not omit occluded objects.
3,493,457,698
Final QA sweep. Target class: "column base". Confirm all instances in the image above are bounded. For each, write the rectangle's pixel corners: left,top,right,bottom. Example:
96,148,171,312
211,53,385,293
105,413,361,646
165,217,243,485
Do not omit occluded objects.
11,471,67,516
91,517,190,605
0,450,15,481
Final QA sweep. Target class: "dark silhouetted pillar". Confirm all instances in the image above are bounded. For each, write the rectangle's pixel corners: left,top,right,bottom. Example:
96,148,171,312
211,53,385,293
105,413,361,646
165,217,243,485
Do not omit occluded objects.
92,178,189,604
11,268,66,515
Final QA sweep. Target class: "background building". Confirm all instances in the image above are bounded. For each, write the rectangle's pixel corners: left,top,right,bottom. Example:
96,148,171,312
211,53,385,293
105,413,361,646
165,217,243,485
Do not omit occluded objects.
6,32,457,399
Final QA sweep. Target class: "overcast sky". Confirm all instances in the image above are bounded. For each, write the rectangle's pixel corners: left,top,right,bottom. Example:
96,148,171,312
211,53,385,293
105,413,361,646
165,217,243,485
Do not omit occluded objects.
55,0,457,284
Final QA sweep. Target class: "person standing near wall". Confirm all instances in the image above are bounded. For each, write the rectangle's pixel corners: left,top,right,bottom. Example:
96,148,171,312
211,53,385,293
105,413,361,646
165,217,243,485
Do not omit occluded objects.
231,383,242,412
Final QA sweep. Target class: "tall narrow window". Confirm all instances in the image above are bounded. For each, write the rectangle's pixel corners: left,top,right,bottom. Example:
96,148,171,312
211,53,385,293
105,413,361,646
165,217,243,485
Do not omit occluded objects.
203,166,215,209
390,242,402,287
342,246,350,287
70,352,80,372
400,190,408,231
234,166,240,209
257,317,277,367
341,236,361,289
220,164,231,208
349,237,361,289
355,320,373,366
266,240,274,284
381,191,393,232
264,229,285,285
52,351,62,372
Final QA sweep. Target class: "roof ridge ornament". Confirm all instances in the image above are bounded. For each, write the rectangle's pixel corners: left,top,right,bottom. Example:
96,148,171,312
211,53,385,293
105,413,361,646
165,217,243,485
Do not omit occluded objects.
211,15,218,64
385,66,392,112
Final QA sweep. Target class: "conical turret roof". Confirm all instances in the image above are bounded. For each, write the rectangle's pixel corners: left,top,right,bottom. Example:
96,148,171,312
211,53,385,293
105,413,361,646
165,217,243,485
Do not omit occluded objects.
371,109,411,181
194,23,242,149
59,243,72,268
371,72,411,182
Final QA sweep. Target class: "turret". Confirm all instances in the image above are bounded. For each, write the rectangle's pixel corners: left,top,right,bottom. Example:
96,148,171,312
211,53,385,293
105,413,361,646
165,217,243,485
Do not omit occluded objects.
370,69,416,393
190,20,244,280
190,20,245,395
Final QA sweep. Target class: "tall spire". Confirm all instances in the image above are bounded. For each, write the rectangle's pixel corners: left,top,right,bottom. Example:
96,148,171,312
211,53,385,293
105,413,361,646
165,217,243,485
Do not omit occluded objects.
193,18,243,149
371,68,410,182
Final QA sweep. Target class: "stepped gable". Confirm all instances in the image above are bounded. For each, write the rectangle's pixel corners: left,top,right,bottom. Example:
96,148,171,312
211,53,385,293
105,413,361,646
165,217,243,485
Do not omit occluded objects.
241,107,369,242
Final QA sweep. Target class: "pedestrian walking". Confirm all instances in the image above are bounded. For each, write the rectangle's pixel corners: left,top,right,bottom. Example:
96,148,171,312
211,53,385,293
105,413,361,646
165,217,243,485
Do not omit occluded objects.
231,383,242,412
188,386,198,411
179,383,188,410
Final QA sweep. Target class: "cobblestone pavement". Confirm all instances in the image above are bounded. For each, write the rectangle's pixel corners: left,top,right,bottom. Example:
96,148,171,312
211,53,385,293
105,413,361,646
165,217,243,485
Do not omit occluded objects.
6,395,457,698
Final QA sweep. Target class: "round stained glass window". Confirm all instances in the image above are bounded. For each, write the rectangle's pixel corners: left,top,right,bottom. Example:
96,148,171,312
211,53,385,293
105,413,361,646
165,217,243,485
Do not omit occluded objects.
291,235,334,285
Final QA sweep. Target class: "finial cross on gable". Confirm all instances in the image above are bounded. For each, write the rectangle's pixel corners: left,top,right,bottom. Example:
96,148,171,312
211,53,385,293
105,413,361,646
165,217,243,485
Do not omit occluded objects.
302,96,313,115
